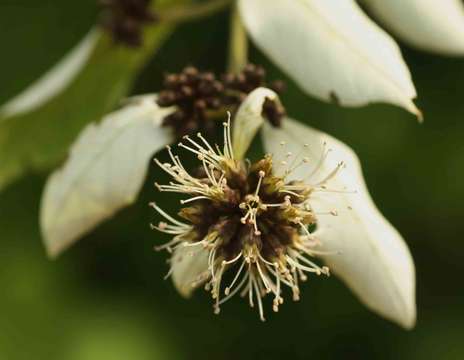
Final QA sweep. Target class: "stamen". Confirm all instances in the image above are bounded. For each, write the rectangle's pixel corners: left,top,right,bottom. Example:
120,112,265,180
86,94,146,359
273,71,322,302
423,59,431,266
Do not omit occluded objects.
196,132,216,154
225,113,234,159
252,276,266,322
219,272,249,306
305,142,330,181
225,259,246,295
314,161,345,186
254,170,265,197
180,196,211,204
223,252,243,265
256,261,272,293
149,202,190,228
247,267,254,308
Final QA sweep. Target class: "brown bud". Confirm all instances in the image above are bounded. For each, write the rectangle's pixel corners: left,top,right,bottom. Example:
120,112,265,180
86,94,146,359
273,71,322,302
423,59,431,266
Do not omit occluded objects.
262,97,286,127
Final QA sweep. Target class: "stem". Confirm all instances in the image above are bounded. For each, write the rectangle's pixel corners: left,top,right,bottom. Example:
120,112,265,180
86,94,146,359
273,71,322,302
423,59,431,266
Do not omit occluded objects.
228,4,248,74
158,0,232,23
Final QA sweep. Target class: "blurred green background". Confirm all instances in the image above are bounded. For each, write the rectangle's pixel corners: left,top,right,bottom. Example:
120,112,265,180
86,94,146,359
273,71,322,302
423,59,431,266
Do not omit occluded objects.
1,0,464,359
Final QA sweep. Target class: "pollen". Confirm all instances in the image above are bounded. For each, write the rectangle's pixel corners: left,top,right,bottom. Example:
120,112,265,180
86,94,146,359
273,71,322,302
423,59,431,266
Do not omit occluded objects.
151,118,342,321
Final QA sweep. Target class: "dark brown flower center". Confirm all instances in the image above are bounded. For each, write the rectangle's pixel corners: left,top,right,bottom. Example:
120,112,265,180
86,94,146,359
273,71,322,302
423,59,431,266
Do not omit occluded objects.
178,156,314,263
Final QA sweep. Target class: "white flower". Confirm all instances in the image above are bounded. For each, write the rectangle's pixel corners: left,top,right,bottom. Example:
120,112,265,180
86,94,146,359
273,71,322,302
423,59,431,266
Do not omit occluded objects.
238,0,464,117
40,87,415,328
151,118,332,321
150,89,415,328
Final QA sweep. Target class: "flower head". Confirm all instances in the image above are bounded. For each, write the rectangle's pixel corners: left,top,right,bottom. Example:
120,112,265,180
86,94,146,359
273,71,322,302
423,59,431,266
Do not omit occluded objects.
157,66,225,137
156,65,286,138
151,117,342,320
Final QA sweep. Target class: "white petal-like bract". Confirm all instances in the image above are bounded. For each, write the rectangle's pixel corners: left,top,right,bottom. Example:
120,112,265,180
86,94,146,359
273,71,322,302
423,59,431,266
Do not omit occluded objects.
239,0,420,117
40,95,173,258
171,245,209,298
262,118,416,328
1,29,100,118
363,0,464,55
232,87,279,159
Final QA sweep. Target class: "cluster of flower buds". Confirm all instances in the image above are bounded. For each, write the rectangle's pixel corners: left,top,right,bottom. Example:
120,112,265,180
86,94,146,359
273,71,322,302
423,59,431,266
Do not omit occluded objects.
157,64,287,137
156,67,225,137
99,0,156,47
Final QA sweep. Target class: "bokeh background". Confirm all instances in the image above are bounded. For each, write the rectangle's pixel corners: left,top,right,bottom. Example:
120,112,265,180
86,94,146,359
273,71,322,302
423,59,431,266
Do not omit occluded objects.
1,0,463,359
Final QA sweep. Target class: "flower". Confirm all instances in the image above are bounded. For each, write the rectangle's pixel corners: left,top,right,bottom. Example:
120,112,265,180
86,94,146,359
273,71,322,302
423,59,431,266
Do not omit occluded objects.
38,85,416,328
147,100,415,328
151,119,334,320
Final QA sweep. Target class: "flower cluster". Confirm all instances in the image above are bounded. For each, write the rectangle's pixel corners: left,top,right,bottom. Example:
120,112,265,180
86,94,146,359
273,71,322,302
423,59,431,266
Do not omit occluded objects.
151,119,342,320
99,0,156,47
157,64,286,138
157,66,225,137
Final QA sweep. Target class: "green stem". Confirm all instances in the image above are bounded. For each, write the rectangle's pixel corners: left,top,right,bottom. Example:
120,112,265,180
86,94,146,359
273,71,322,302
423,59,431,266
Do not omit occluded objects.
158,0,232,23
228,4,248,74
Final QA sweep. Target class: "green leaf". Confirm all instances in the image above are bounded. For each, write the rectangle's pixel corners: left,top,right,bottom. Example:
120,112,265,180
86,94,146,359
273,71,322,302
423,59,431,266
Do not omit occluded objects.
0,10,177,191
